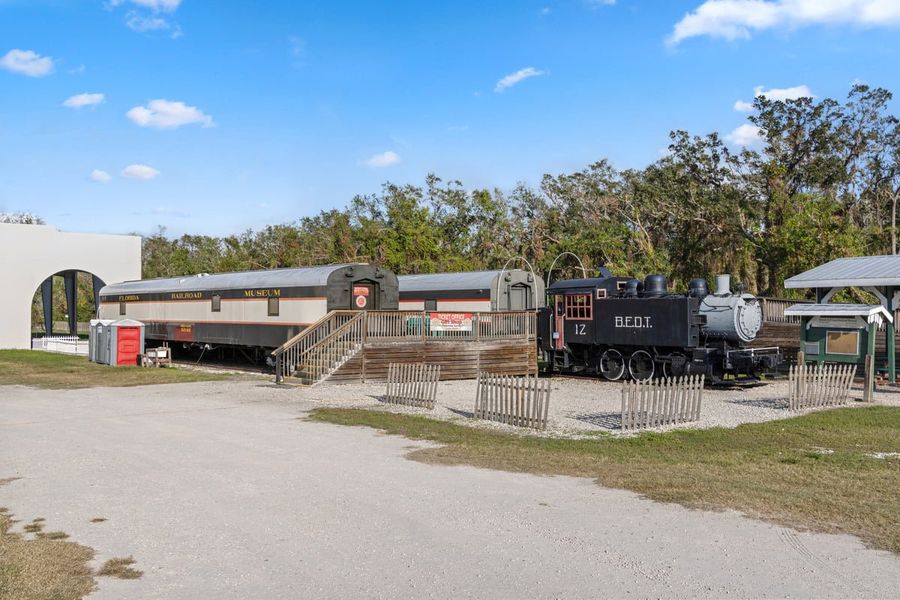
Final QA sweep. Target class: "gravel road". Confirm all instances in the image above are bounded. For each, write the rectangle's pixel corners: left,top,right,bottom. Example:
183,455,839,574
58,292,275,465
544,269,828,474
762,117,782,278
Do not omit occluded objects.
1,380,898,599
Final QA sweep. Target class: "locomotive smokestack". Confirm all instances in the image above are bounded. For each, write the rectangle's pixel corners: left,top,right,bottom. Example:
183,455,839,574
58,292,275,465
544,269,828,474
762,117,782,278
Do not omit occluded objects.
715,274,731,296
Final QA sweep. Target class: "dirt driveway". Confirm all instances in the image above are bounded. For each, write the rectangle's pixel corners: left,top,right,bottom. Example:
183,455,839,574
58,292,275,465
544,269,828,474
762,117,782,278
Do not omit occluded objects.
1,380,897,599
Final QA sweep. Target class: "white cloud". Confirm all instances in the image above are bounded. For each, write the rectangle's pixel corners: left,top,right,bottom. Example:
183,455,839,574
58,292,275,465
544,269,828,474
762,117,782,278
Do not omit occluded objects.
122,164,160,179
126,13,170,32
0,49,54,77
753,84,815,101
362,151,401,168
495,67,545,93
733,84,814,112
90,169,112,182
726,123,764,147
63,93,105,108
109,0,181,11
126,99,214,129
669,0,900,45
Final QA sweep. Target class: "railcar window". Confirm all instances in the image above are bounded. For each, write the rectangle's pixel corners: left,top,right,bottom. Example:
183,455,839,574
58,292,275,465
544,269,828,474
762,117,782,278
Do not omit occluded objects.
564,294,592,320
425,299,437,311
596,289,607,300
268,296,280,317
617,281,627,291
211,294,221,312
119,301,126,316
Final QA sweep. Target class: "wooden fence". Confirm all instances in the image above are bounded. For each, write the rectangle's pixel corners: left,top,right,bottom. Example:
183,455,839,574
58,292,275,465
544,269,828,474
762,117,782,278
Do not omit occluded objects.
474,373,550,430
787,362,855,410
620,375,704,430
384,363,441,409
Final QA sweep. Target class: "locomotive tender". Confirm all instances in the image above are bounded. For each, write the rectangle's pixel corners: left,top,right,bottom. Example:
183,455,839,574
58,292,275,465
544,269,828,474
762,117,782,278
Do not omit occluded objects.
538,269,781,382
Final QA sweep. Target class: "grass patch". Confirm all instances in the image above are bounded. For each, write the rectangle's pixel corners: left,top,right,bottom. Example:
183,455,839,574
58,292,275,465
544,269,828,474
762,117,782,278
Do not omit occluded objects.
0,350,228,389
310,406,900,554
97,557,142,580
0,511,95,600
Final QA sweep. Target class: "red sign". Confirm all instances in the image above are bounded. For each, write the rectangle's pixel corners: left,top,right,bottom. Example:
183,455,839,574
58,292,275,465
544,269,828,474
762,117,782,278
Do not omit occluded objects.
429,312,473,332
355,295,368,308
174,323,194,342
353,286,370,296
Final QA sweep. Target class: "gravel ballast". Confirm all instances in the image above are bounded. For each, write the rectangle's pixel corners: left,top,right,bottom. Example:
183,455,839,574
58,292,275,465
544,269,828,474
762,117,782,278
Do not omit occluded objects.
293,375,900,437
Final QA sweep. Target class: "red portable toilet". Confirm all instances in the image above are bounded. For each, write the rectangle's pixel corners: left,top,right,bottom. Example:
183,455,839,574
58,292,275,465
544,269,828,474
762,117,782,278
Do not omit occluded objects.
109,319,145,367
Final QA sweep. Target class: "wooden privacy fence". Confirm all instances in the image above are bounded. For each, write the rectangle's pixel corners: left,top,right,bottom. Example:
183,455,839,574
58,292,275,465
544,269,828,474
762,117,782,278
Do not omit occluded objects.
474,373,550,430
384,363,441,409
788,363,855,410
620,375,704,430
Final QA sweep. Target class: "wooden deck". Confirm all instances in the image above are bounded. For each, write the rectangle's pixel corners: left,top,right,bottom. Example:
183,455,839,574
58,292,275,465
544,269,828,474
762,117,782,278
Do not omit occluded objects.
323,338,537,385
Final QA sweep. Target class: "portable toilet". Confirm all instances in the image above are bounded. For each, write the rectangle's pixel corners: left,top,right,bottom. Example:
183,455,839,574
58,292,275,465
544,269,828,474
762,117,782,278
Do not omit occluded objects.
89,319,114,363
108,319,145,367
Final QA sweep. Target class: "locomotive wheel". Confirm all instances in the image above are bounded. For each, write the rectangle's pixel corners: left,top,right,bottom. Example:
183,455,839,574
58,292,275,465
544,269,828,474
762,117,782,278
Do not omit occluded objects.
628,350,655,381
598,349,626,381
662,353,688,378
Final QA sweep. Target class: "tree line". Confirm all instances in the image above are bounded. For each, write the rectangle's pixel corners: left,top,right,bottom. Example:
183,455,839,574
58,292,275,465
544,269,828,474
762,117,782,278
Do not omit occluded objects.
44,85,900,298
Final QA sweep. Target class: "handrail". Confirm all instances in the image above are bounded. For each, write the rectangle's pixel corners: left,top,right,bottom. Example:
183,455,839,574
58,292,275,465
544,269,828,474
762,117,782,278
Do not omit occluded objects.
272,310,358,357
290,312,365,386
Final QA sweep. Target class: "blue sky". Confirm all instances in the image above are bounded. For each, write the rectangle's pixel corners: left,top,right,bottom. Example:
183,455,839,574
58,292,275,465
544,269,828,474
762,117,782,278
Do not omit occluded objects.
1,0,899,237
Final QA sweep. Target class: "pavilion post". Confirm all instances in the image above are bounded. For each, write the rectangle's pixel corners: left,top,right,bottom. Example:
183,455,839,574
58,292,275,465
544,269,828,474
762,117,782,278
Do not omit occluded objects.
887,286,896,385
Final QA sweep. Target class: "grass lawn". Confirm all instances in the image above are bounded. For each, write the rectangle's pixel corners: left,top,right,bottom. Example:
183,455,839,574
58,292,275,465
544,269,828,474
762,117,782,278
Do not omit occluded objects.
310,406,900,554
0,350,228,389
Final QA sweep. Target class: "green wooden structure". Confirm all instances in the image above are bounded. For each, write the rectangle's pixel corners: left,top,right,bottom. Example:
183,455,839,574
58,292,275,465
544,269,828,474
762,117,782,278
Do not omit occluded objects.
784,304,892,367
785,256,900,383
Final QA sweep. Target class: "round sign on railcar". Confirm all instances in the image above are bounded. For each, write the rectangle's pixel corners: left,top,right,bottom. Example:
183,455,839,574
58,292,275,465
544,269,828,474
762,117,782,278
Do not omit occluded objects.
355,295,367,308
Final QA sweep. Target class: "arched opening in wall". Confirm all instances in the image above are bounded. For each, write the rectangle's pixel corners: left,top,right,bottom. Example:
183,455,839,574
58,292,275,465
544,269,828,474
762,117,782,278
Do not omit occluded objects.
30,270,106,340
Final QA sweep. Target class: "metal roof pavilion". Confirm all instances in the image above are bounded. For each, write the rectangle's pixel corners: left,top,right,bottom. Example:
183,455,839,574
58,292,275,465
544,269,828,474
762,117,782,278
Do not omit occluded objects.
784,255,900,289
784,255,900,382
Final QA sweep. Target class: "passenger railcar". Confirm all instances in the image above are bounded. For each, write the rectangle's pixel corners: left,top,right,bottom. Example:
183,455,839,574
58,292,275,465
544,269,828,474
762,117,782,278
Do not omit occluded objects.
398,269,545,312
98,264,398,350
538,270,781,382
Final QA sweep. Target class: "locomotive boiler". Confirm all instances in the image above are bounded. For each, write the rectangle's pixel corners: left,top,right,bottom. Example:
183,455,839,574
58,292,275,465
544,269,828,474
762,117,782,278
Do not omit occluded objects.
538,269,781,383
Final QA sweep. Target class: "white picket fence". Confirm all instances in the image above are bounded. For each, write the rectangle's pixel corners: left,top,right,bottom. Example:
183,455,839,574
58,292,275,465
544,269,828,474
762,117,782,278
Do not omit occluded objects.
621,375,705,430
384,363,441,409
31,336,89,356
474,373,551,430
788,363,855,410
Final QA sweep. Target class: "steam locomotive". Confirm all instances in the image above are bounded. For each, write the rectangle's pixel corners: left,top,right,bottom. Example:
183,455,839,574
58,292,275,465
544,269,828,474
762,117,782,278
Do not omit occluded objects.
538,269,781,383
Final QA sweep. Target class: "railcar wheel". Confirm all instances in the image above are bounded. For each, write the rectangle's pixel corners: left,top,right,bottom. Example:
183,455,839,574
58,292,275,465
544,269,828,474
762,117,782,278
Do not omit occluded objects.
628,350,655,382
599,349,626,381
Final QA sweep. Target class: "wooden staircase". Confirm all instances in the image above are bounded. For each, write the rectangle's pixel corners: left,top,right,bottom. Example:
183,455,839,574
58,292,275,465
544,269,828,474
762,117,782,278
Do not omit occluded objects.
273,311,364,386
274,309,537,386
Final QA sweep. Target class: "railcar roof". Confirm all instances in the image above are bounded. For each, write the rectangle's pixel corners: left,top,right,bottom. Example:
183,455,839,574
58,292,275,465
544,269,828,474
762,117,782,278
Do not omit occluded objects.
100,264,367,295
399,269,532,291
547,277,615,291
784,255,900,289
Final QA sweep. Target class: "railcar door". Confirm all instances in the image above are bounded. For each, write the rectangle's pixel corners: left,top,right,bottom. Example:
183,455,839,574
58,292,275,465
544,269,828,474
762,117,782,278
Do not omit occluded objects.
553,295,565,350
351,282,378,310
509,284,528,310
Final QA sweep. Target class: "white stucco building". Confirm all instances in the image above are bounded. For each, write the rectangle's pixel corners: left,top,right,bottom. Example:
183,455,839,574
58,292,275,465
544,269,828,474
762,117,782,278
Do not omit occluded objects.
0,223,141,349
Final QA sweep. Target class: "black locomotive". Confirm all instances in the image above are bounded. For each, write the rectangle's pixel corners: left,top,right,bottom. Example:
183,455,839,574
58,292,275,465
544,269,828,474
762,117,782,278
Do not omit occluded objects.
538,269,781,382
